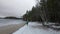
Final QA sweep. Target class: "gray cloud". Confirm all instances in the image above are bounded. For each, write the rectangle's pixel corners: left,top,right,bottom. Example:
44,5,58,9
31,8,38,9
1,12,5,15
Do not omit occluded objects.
0,0,36,18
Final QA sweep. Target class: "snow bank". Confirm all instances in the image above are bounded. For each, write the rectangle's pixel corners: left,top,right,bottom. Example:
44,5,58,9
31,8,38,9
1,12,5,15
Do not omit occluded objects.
13,22,60,34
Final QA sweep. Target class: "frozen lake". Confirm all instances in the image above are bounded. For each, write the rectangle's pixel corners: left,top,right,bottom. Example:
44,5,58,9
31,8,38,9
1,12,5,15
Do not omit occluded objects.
0,19,26,34
0,19,26,26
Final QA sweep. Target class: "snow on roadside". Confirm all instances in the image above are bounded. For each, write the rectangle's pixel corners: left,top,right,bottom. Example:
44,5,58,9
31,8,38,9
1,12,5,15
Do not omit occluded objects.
51,25,60,28
13,22,60,34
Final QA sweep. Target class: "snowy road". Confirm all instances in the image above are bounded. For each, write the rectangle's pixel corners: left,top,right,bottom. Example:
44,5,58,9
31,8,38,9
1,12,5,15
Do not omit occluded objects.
13,22,60,34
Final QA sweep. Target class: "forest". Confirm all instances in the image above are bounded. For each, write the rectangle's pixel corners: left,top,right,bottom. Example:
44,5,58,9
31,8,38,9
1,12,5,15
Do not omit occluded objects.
23,0,60,26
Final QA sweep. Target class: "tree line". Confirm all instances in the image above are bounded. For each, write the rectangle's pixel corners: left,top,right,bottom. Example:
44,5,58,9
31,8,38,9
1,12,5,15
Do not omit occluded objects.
23,0,60,25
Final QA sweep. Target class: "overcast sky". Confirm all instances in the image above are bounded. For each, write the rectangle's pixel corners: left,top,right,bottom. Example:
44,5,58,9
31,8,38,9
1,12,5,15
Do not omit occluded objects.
0,0,36,18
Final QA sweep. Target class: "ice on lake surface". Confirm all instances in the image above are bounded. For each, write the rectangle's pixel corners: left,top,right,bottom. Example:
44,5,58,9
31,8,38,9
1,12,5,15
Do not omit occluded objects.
0,19,26,27
13,22,60,34
0,19,27,34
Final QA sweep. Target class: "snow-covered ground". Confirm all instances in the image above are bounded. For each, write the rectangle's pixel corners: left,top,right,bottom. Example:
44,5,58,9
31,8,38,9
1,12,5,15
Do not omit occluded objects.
13,22,60,34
